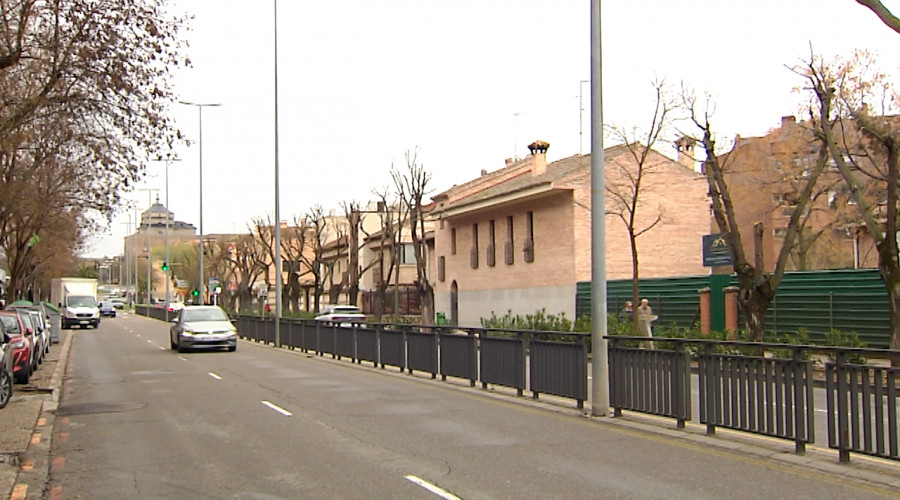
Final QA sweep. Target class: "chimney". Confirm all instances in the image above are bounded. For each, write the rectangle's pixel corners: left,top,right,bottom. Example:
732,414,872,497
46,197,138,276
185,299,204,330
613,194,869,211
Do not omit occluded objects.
781,115,796,128
528,140,550,176
674,136,696,170
481,169,488,176
505,158,514,166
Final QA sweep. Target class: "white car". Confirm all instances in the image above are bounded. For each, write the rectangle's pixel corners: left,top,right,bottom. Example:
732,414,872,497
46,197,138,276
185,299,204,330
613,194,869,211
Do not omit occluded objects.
315,305,366,325
166,302,185,313
169,305,237,352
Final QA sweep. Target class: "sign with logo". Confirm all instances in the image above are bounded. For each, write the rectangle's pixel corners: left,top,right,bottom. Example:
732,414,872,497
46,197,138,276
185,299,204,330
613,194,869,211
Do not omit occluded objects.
703,233,733,267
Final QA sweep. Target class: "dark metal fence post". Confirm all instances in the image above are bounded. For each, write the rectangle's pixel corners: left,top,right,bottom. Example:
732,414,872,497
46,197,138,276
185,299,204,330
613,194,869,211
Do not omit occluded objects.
836,351,851,462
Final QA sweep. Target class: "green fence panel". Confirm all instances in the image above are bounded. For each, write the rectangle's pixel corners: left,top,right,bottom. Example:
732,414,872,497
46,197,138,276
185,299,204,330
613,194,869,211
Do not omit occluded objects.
576,275,711,328
577,269,892,349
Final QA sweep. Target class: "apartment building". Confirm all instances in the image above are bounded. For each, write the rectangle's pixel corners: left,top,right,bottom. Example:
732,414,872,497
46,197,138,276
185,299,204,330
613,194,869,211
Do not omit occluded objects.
718,115,879,271
431,140,709,327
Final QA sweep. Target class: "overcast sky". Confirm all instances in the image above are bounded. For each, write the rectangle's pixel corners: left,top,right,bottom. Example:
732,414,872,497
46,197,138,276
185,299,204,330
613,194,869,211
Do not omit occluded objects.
83,0,900,258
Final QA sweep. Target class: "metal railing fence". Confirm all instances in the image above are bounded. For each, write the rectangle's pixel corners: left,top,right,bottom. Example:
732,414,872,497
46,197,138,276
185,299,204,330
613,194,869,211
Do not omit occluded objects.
233,316,589,407
609,336,899,461
136,310,900,463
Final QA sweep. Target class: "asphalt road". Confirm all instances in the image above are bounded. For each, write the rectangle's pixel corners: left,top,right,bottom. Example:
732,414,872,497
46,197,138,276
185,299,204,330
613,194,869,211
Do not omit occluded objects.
26,312,898,500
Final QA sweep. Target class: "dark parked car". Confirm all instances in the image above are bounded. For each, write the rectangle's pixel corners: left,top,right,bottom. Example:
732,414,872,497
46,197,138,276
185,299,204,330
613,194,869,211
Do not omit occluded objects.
169,306,238,352
99,301,117,317
0,311,34,384
0,322,14,408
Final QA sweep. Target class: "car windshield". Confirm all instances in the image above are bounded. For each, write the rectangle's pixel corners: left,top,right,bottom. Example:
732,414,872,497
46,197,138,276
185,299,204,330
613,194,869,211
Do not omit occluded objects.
67,296,97,307
0,316,20,334
181,308,229,322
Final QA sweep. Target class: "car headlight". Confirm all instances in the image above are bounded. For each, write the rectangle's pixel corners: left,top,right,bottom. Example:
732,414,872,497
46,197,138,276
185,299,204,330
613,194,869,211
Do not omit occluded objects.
181,329,194,336
11,340,25,349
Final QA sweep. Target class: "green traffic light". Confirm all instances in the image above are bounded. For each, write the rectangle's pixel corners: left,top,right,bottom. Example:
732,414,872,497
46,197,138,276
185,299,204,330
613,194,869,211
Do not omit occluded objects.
161,261,169,271
191,289,200,296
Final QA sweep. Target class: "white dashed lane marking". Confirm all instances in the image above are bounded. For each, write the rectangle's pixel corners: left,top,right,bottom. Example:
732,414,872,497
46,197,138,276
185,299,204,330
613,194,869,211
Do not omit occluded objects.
404,475,462,500
261,401,292,416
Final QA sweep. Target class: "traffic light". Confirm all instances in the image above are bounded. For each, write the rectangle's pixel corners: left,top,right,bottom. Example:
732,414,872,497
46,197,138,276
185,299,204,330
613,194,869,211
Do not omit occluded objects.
191,289,200,297
161,261,169,271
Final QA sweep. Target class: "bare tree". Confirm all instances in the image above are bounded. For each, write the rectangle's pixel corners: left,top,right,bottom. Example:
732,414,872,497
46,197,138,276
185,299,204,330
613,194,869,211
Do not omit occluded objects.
297,205,330,313
605,80,675,336
796,49,900,351
368,188,405,320
684,88,829,342
392,149,434,323
222,233,268,313
280,216,310,314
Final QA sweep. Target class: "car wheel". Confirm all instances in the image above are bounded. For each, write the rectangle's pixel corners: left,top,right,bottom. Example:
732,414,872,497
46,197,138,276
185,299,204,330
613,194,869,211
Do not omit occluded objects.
15,366,30,385
170,337,177,350
0,370,12,409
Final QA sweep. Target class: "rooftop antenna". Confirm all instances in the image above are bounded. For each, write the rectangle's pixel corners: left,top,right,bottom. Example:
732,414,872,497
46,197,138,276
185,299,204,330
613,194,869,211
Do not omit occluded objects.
513,112,522,160
579,80,589,155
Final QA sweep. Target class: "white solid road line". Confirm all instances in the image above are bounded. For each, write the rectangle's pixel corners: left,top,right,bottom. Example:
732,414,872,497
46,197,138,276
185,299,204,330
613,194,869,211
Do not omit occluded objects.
404,475,462,500
208,372,222,380
261,400,293,416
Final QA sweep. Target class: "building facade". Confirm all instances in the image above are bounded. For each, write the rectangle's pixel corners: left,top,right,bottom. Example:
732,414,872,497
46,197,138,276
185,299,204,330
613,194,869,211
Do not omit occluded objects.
431,141,710,327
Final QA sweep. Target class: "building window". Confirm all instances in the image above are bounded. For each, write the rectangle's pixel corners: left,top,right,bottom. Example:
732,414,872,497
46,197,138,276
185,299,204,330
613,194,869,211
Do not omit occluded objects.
505,215,514,265
524,211,534,263
438,256,445,281
451,228,457,255
487,219,496,267
470,223,479,269
399,243,417,264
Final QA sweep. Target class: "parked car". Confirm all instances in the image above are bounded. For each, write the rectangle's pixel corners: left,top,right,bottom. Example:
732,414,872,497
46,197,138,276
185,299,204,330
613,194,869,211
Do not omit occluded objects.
23,309,50,361
99,301,117,317
15,310,42,369
169,305,238,352
6,305,49,358
315,305,366,325
110,298,125,310
0,312,33,384
0,323,14,408
166,302,184,313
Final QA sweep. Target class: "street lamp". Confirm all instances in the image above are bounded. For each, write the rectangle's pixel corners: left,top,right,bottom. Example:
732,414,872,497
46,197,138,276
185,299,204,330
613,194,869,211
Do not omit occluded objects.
273,0,283,346
153,157,180,318
138,189,158,309
179,101,221,304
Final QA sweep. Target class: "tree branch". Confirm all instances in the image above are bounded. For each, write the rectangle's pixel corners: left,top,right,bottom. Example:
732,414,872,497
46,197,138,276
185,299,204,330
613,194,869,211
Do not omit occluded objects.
857,0,900,34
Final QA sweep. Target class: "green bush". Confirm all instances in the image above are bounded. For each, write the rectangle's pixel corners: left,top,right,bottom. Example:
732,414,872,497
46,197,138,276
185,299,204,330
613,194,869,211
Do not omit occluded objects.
481,308,574,332
823,328,867,364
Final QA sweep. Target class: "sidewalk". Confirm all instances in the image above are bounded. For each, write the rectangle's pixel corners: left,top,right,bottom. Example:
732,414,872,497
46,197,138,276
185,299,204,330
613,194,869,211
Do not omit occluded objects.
0,328,71,500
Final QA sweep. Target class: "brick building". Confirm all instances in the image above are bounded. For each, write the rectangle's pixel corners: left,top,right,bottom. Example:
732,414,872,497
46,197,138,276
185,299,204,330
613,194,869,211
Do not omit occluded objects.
431,140,709,327
718,115,879,272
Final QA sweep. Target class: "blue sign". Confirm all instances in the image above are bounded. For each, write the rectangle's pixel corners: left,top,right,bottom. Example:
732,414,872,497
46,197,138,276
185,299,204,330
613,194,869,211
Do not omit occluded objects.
703,234,733,267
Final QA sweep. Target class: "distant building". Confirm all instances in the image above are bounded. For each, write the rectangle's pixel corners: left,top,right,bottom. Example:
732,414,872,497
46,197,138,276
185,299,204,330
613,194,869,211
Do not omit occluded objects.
122,196,197,298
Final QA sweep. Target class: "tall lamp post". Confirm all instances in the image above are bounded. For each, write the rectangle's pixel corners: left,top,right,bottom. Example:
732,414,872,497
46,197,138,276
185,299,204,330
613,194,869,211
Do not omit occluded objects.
179,101,221,304
153,158,180,318
138,189,158,309
273,0,283,347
